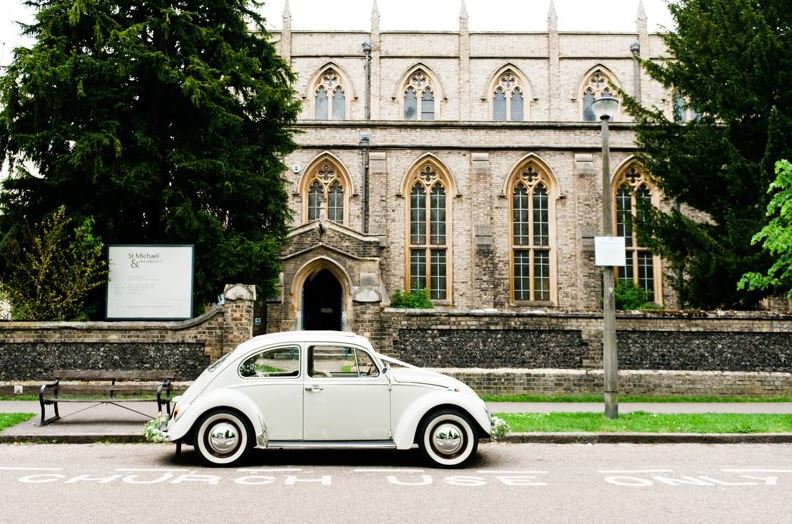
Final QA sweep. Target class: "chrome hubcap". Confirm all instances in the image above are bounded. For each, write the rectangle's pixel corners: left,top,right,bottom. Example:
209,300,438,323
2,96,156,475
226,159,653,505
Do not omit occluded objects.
432,423,463,456
207,422,239,455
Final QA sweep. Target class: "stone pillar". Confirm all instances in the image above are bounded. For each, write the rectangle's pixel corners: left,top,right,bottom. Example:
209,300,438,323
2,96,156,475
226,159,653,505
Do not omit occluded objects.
636,0,650,104
222,284,256,355
547,1,560,120
471,153,495,307
370,0,381,120
280,0,292,64
368,152,388,237
458,1,470,120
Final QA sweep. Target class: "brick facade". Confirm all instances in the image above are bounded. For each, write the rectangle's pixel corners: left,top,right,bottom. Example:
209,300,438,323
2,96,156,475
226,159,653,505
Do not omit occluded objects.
266,4,690,332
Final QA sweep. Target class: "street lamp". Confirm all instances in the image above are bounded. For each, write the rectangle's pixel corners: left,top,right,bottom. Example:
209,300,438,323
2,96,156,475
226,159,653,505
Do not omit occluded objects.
592,95,620,419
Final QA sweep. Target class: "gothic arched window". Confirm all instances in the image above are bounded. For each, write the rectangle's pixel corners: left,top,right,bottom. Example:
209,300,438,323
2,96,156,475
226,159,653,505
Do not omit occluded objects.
492,69,524,121
510,162,555,302
613,163,662,303
581,68,617,121
303,160,348,224
406,162,452,300
314,68,346,120
404,69,434,121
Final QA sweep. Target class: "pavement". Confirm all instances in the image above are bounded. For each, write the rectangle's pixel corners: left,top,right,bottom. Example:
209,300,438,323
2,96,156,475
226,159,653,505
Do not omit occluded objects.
2,399,792,444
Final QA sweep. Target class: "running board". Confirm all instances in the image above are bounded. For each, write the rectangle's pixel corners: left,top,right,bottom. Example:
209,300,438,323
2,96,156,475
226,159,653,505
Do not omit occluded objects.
265,440,397,450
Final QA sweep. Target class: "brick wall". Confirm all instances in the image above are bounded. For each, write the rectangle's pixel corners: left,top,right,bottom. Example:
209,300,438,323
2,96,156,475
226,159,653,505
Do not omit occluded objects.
377,309,792,373
436,369,792,396
0,284,255,381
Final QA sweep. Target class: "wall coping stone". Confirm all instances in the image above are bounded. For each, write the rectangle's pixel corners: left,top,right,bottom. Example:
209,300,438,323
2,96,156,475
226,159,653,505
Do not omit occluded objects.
0,306,223,332
385,308,792,321
430,368,792,379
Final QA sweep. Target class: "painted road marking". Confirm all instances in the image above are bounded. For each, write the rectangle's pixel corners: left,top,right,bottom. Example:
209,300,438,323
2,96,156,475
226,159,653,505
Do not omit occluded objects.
353,468,425,473
3,466,792,488
0,467,64,471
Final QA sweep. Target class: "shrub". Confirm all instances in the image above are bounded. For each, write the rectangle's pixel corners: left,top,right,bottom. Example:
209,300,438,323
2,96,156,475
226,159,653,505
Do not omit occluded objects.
390,287,433,309
614,280,662,310
0,206,108,320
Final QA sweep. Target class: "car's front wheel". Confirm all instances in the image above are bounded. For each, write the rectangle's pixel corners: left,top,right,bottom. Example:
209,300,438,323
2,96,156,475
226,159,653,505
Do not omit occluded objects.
194,409,253,466
418,408,478,468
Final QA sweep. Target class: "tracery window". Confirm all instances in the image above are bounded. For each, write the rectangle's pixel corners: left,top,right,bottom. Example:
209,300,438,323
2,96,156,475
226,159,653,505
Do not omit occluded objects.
304,161,346,224
492,70,524,121
314,68,345,120
582,69,616,121
404,69,434,120
672,91,698,122
614,163,661,302
407,163,450,300
510,162,554,302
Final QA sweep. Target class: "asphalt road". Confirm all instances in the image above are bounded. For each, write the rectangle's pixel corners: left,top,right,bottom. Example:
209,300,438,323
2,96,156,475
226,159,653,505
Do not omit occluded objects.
1,442,790,523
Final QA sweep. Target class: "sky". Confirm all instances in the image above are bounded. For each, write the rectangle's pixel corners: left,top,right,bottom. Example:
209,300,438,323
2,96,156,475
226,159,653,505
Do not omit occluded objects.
0,0,674,66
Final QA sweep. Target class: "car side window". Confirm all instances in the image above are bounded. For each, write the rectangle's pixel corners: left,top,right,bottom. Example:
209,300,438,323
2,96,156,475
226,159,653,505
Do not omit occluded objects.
239,346,300,378
308,346,379,378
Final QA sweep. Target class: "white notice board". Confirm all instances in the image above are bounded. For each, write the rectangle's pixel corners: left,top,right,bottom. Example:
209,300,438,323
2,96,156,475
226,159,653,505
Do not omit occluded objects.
107,245,194,319
594,236,627,267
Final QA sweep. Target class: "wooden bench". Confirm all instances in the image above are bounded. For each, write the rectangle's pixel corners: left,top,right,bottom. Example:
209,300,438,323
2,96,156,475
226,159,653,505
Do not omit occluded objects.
38,369,176,426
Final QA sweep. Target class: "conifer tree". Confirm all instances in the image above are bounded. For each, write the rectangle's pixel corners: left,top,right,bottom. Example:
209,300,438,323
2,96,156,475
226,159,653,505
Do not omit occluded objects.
624,0,792,308
0,0,300,315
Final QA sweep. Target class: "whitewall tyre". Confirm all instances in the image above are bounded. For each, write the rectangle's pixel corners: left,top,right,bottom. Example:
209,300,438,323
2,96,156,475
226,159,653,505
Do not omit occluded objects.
195,410,252,466
419,409,478,468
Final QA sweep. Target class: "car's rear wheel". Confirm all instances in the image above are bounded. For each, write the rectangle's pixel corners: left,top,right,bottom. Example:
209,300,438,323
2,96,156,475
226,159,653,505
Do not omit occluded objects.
418,408,478,468
194,409,253,466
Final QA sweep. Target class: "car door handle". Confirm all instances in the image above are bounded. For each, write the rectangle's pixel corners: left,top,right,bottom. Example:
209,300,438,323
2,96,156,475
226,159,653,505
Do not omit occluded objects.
305,385,323,392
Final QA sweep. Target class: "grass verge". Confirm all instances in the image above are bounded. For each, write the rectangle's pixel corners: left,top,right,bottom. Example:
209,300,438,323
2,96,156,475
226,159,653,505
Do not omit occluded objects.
482,394,792,403
0,413,34,432
496,412,792,434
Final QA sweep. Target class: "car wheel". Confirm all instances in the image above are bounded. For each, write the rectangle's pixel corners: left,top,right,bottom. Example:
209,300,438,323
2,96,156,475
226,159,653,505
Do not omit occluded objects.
418,408,478,468
194,409,253,466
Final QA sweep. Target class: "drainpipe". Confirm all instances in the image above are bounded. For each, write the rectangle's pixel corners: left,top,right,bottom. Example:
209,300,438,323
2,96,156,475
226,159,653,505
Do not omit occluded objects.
360,134,370,234
362,41,372,120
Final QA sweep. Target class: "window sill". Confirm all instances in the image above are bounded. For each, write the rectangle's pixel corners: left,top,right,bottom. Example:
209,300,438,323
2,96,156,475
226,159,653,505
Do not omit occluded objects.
510,300,556,308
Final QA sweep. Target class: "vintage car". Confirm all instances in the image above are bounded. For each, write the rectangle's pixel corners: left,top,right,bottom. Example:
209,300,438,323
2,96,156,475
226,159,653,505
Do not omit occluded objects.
162,330,492,467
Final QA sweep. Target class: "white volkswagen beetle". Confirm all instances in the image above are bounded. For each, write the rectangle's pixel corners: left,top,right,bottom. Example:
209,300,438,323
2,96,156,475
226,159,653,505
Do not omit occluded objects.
162,331,492,467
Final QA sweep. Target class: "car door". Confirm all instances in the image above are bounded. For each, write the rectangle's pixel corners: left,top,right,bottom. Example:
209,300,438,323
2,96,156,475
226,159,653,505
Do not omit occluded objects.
232,345,304,440
303,344,391,441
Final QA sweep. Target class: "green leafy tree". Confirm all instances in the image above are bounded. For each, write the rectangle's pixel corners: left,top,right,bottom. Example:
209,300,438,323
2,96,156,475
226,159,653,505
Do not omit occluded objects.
739,160,792,298
1,206,108,320
622,0,792,309
0,0,300,315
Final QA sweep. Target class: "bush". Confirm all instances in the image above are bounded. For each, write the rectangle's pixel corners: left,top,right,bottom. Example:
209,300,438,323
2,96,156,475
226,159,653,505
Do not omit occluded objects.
0,206,108,320
390,287,433,309
614,280,662,310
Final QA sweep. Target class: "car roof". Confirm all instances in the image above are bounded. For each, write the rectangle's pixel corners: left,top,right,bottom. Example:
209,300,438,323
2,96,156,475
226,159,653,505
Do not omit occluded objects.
236,330,373,352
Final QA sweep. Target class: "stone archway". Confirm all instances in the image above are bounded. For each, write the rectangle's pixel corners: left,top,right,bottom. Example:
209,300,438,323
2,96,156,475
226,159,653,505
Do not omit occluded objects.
302,268,342,330
290,256,353,331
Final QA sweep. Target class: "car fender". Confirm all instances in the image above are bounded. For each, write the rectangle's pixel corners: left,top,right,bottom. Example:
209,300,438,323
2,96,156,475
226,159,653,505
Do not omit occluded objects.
165,389,266,446
392,390,491,450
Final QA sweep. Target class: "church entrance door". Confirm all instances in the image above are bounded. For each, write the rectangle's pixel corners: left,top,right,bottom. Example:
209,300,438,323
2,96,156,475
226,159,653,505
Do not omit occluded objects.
302,269,343,330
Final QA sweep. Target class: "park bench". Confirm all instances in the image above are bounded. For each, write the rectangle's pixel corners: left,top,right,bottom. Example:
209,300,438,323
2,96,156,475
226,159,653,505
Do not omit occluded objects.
38,369,176,426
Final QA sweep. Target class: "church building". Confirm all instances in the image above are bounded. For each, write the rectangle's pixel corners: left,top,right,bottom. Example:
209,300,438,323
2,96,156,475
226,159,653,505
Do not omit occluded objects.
264,1,680,333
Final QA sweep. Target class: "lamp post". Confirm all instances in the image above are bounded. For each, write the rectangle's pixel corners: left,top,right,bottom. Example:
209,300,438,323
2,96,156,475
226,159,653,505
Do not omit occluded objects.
592,95,620,419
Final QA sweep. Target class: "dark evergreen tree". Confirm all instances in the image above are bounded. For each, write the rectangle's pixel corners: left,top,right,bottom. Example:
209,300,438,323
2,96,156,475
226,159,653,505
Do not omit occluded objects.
0,0,300,315
623,0,792,308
